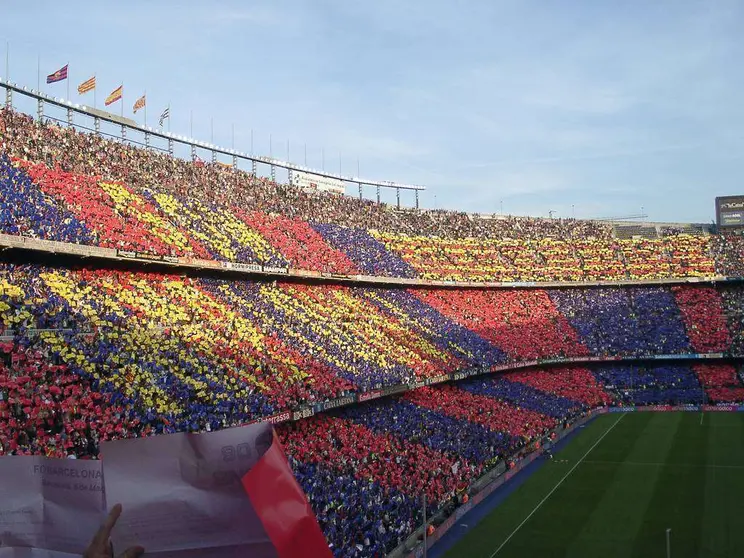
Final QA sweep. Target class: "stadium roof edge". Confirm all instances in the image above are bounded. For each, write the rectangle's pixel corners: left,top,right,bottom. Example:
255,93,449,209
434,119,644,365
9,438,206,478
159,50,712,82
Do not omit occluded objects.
0,78,426,192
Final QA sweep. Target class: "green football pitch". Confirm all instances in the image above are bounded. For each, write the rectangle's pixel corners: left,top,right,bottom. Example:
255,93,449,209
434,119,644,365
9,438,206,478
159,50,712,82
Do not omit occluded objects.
443,412,744,558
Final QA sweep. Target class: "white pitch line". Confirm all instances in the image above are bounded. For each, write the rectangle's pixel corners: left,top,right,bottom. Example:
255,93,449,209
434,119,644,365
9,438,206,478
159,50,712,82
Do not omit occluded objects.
488,414,626,558
700,412,704,426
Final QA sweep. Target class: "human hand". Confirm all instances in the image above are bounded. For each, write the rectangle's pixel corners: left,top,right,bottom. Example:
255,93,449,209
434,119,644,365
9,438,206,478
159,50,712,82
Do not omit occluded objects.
83,504,144,558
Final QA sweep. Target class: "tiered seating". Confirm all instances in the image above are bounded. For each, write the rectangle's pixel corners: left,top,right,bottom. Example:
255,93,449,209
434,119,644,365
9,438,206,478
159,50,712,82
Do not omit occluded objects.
279,362,744,557
290,459,418,558
619,235,715,280
238,210,357,274
312,224,418,277
3,105,744,558
338,399,516,465
353,288,506,369
549,287,691,356
0,156,94,243
0,109,731,282
371,233,715,282
459,376,584,419
712,233,744,277
416,288,588,361
0,340,139,457
720,286,744,355
1,263,742,422
20,160,208,257
2,269,743,558
143,190,288,265
403,385,555,439
277,367,604,556
505,366,612,407
592,364,705,405
693,364,744,403
672,286,731,352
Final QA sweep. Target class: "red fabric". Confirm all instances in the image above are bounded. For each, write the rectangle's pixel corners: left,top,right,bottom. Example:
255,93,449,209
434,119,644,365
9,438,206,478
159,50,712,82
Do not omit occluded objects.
241,432,332,558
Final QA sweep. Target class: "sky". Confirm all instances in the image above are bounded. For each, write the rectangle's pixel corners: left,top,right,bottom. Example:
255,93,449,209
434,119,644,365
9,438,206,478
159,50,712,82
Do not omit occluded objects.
2,0,744,222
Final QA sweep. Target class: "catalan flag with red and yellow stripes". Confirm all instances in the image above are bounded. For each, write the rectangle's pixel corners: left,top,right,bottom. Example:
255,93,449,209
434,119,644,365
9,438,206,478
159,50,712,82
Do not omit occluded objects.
133,94,146,113
78,76,96,95
105,85,123,106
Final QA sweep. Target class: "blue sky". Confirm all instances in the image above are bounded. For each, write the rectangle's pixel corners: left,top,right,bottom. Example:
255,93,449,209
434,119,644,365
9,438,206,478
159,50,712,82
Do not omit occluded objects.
2,0,743,222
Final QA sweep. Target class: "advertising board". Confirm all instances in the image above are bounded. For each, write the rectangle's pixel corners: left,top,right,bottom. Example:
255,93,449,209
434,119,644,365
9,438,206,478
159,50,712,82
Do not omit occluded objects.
716,196,744,227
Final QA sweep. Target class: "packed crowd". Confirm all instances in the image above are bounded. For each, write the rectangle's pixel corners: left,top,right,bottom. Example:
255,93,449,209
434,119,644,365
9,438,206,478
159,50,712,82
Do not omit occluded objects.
0,340,143,457
371,232,716,282
4,348,738,555
0,108,614,241
3,106,744,557
591,363,744,405
550,287,694,356
593,364,707,405
693,364,744,403
1,263,742,425
711,232,744,277
277,368,614,556
416,288,588,361
721,287,744,355
2,107,742,282
2,258,743,555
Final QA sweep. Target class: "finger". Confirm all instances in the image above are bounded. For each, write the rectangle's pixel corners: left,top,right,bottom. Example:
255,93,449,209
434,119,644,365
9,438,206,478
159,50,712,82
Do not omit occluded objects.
91,503,123,549
118,546,145,558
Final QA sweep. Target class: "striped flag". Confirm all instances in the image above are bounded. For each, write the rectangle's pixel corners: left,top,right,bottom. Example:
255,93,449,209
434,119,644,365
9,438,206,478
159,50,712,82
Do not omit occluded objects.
105,85,123,106
133,94,146,113
158,107,170,127
46,64,68,84
77,76,96,95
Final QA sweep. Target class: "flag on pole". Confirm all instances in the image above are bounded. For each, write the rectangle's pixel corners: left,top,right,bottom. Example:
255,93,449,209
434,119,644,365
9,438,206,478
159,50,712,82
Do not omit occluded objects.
158,107,170,127
46,64,68,84
133,94,146,113
105,85,123,106
77,76,96,94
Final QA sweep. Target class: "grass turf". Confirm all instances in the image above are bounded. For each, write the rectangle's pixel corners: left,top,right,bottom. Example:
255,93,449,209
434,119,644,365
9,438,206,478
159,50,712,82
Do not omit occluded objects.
443,412,744,558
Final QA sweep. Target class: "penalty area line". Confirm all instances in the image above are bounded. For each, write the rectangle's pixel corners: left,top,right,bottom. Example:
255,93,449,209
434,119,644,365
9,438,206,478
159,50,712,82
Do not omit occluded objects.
488,413,626,558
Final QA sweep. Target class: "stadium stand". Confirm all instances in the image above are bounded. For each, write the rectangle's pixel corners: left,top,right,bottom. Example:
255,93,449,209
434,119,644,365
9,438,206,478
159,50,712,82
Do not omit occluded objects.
593,364,706,405
0,108,732,282
2,104,744,558
712,232,744,277
693,363,744,402
1,263,741,419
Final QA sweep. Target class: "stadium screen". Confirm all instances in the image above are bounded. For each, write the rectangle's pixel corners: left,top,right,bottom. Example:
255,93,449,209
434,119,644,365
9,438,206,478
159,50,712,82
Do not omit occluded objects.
716,196,744,227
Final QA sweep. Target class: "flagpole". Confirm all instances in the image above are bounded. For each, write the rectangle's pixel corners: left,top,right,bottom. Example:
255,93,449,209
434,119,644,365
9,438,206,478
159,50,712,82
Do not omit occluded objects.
3,42,7,109
144,90,147,127
121,85,124,118
168,102,171,132
66,62,70,100
93,73,97,109
37,55,40,91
